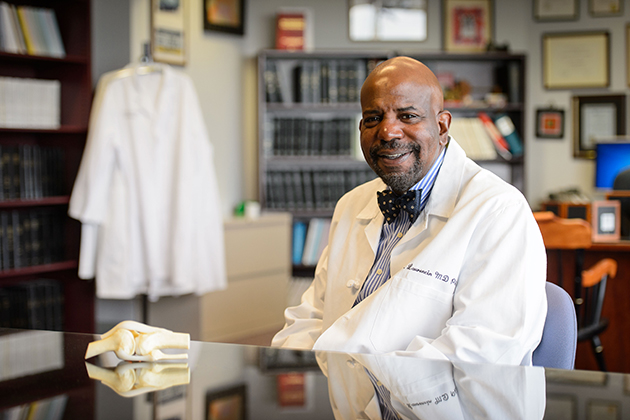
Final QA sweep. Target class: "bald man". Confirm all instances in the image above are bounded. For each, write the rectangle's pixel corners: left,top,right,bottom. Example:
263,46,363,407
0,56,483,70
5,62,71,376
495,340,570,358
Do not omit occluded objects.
272,57,547,368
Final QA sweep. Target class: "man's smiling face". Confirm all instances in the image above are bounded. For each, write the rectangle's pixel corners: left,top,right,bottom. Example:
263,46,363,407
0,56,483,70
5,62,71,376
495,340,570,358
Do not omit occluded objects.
359,58,450,195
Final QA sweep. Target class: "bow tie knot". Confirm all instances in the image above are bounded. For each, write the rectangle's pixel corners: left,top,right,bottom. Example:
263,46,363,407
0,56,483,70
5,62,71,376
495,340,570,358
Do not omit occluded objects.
377,189,422,223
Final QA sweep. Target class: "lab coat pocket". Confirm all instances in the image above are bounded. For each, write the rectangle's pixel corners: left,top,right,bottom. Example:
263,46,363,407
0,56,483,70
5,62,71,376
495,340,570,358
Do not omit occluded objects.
369,275,453,353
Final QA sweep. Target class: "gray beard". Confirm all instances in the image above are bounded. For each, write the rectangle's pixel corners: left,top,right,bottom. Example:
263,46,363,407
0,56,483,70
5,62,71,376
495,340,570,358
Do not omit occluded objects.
369,142,423,195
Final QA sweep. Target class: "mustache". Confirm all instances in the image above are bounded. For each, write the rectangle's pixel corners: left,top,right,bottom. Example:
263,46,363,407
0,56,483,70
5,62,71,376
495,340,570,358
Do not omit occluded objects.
369,140,420,159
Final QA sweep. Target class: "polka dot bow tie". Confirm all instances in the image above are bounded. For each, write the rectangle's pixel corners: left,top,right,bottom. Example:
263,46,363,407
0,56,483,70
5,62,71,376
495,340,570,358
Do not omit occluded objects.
377,189,422,223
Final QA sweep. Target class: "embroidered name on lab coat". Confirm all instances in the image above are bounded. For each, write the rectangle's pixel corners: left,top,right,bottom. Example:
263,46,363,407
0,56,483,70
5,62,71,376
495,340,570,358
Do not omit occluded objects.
405,263,458,286
406,386,458,409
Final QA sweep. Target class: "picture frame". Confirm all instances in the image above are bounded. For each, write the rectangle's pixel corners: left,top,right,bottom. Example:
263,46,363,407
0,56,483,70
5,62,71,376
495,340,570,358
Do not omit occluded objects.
204,0,245,35
627,24,630,87
543,31,610,90
587,399,620,420
589,0,623,17
348,0,428,42
534,0,579,21
591,200,620,242
258,347,320,372
536,108,565,138
443,0,493,53
544,394,577,420
206,384,247,420
151,0,186,66
572,94,626,159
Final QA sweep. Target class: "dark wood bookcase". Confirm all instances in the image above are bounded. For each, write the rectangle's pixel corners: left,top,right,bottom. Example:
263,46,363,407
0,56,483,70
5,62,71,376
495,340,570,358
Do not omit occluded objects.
0,0,94,333
258,50,527,278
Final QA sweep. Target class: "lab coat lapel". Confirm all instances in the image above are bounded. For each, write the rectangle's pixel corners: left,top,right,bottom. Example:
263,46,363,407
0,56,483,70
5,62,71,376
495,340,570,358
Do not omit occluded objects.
354,187,384,290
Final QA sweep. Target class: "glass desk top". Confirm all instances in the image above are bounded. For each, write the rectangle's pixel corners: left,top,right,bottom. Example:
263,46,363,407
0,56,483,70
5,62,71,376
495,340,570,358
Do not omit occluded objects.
0,328,625,419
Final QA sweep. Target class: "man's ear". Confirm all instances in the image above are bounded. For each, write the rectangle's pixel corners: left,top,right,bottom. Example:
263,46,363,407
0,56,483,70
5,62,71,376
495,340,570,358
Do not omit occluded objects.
437,111,451,145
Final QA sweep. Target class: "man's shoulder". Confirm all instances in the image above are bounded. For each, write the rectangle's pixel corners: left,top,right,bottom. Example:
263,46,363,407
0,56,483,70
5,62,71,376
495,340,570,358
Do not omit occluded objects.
462,164,529,211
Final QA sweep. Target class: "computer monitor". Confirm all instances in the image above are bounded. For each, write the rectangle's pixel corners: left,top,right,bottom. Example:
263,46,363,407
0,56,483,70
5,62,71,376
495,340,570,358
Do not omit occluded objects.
595,141,630,190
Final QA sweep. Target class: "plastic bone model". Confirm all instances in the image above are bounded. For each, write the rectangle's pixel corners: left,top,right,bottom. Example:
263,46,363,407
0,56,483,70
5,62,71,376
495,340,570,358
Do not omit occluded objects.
85,320,190,361
85,361,190,397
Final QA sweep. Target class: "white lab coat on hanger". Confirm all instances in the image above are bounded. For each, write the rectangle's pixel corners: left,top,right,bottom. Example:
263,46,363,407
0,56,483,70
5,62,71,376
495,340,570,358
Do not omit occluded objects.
69,63,227,301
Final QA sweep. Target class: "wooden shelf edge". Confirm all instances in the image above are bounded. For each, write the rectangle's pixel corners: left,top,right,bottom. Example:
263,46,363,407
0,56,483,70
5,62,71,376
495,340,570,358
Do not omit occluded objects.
0,260,78,279
0,126,87,134
0,196,70,208
0,51,88,65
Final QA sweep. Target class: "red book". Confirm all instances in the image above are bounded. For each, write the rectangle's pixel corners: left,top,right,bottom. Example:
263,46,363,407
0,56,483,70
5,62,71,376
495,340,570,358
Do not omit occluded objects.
477,111,512,160
275,13,305,50
277,372,306,407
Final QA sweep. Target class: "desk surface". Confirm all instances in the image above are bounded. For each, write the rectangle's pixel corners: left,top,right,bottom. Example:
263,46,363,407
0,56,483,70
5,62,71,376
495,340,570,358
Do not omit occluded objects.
0,328,626,419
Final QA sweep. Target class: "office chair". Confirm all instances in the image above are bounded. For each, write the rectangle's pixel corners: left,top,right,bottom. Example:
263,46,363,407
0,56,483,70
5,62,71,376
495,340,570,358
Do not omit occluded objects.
533,282,577,369
534,211,617,371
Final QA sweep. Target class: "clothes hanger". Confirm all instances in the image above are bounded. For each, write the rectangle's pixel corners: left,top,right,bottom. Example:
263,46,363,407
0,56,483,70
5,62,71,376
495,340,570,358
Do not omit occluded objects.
112,42,163,79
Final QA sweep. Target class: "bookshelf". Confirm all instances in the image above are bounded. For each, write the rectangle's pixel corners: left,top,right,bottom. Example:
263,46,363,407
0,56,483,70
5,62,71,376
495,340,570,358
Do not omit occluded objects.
408,52,527,192
0,0,93,332
258,50,527,278
258,50,390,277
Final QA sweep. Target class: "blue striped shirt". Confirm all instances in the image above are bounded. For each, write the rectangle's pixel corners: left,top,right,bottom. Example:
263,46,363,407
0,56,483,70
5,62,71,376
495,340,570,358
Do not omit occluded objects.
354,145,447,306
354,144,447,420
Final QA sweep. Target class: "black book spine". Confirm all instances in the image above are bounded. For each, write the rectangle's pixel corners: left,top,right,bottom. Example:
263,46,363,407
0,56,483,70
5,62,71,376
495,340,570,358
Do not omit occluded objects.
11,210,22,268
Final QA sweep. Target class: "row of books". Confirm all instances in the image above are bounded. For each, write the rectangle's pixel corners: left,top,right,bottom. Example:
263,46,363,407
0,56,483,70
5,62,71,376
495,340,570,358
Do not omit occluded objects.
266,169,376,211
0,278,63,331
292,218,331,267
0,209,66,271
0,395,67,420
265,58,381,104
265,117,356,156
449,112,523,161
0,76,61,129
0,3,65,57
1,145,65,201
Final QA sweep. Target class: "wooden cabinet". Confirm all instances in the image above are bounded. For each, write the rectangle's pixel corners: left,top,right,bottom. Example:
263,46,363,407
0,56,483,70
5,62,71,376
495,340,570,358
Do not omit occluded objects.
258,50,527,277
0,0,93,333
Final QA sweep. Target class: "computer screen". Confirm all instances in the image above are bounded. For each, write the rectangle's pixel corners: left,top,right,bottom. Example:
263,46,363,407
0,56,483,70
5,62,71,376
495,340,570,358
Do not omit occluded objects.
595,142,630,189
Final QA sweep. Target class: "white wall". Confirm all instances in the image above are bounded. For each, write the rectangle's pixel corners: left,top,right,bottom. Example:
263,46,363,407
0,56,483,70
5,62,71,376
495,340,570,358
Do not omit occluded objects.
128,0,630,214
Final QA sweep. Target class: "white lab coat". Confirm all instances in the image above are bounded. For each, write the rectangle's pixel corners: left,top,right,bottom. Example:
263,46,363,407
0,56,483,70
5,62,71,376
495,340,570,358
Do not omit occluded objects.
272,139,547,366
69,63,227,301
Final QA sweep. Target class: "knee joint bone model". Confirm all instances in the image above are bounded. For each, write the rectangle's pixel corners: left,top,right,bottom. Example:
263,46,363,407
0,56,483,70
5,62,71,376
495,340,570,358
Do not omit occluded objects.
85,320,190,362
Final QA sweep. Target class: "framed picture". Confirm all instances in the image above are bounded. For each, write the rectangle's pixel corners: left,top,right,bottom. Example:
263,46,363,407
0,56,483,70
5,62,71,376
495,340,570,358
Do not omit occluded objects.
151,0,186,66
627,25,630,87
536,108,564,138
258,347,320,372
534,0,579,21
591,201,620,242
544,394,576,420
206,385,247,420
589,0,623,17
543,32,610,89
587,400,620,420
349,0,428,42
204,0,245,35
572,94,626,158
443,0,493,53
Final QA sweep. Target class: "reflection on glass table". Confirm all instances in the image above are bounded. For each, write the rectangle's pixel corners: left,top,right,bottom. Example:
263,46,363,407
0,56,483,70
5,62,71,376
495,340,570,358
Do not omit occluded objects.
0,328,627,419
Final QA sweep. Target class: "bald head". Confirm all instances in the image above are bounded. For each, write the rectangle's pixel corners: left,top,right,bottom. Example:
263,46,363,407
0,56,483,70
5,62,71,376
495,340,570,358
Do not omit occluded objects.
361,56,444,114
